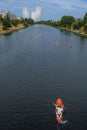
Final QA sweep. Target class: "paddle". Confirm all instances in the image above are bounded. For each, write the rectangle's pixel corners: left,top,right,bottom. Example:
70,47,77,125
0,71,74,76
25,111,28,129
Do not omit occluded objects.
60,120,68,124
53,103,56,107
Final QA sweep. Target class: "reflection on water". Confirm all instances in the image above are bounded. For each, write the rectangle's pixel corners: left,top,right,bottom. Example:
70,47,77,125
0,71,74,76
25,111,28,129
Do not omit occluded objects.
0,25,87,130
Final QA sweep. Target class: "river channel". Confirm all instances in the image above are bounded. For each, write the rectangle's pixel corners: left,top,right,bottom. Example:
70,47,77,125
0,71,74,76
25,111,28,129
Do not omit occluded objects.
0,25,87,130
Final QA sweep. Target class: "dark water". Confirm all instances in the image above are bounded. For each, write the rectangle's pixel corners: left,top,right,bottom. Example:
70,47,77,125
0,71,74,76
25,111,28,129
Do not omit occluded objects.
0,25,87,130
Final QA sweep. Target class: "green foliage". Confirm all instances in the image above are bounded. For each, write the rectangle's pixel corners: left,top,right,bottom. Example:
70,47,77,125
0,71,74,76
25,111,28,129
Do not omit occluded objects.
36,20,61,27
11,19,21,26
84,23,87,31
0,10,87,35
72,20,79,29
61,16,67,27
11,20,18,26
23,18,34,25
28,18,34,24
23,22,29,27
51,21,61,27
84,12,87,23
0,15,34,29
1,18,11,30
0,15,12,29
61,15,75,27
72,19,84,29
22,18,34,27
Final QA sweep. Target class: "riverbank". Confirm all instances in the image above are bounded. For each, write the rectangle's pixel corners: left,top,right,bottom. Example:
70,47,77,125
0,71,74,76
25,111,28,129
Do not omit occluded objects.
1,23,87,38
0,24,25,35
58,27,87,38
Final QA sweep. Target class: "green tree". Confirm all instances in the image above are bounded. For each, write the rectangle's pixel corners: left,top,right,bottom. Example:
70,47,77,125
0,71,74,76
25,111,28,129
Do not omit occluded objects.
72,19,84,29
23,21,28,27
11,19,21,26
22,18,34,27
28,18,34,24
61,15,75,27
51,21,61,27
84,23,87,32
1,19,11,30
1,14,12,30
84,12,87,23
61,16,67,27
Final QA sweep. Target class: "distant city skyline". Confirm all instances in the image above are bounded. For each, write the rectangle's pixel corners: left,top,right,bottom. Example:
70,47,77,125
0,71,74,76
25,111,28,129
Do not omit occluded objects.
23,7,29,19
22,6,41,21
0,0,87,21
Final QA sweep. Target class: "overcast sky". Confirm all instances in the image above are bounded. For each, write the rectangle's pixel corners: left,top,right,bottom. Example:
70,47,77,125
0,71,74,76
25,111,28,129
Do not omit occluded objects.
0,0,87,21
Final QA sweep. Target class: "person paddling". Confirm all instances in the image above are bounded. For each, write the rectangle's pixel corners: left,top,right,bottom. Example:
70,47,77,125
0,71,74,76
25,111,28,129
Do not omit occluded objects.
53,98,67,124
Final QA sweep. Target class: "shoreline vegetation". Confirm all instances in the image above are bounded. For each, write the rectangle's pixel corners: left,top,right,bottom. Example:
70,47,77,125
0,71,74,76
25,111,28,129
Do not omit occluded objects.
0,24,25,35
58,27,87,38
0,23,87,38
0,11,87,37
36,13,87,38
0,10,34,35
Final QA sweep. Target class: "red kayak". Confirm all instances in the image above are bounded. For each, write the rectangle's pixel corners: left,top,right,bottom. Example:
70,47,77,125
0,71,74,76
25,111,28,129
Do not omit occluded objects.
54,98,64,123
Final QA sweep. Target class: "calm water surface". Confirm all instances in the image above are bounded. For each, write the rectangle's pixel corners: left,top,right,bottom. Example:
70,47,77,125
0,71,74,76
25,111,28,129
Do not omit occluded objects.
0,25,87,130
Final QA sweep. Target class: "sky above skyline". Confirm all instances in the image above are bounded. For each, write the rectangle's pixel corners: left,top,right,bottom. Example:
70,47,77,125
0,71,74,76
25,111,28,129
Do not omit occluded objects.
0,0,87,21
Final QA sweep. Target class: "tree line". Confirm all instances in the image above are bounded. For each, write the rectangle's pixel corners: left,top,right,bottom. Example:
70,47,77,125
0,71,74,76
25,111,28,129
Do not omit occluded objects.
0,12,87,33
36,13,87,32
0,14,34,30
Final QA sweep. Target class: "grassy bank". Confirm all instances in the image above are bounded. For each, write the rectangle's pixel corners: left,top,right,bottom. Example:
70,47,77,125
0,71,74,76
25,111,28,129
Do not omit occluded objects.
0,23,87,38
0,24,25,35
58,27,87,38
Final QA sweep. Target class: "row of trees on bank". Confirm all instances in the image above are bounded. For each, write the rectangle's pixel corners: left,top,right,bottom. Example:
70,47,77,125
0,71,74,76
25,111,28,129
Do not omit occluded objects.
0,14,34,30
37,13,87,32
0,11,87,33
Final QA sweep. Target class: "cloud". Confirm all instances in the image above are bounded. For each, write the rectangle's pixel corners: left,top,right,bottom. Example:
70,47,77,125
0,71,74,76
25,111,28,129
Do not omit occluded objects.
42,0,87,11
0,0,87,20
31,7,41,21
23,7,29,18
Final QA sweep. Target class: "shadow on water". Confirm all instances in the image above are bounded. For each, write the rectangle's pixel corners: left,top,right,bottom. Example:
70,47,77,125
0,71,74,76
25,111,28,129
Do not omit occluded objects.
56,123,69,130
